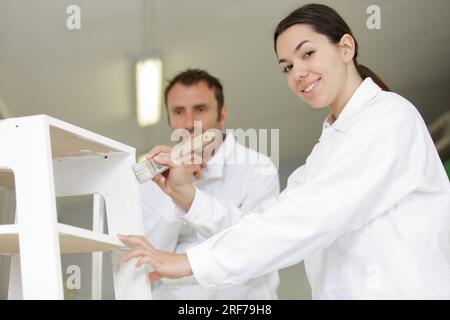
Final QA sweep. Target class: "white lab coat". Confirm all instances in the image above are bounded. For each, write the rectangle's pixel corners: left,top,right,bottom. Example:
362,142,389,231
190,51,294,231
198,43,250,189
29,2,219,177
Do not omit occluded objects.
140,134,280,299
186,78,450,299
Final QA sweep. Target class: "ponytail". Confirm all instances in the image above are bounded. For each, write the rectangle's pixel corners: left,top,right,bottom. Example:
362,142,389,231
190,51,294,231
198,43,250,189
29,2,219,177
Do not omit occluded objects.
356,64,390,91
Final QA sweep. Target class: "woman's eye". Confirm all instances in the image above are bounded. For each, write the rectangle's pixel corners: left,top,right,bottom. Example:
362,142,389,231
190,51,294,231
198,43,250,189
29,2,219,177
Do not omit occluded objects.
304,50,315,58
282,65,292,73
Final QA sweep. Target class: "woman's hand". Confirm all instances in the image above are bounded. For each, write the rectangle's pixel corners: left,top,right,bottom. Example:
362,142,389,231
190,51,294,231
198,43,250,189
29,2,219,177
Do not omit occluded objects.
118,234,193,282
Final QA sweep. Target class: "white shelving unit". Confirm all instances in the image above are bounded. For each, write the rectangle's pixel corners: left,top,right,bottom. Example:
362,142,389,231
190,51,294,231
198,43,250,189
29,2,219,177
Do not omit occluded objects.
0,115,152,299
0,223,125,254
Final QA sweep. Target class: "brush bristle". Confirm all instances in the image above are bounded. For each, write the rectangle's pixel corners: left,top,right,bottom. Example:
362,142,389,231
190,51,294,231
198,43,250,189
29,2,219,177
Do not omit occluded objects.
132,161,157,183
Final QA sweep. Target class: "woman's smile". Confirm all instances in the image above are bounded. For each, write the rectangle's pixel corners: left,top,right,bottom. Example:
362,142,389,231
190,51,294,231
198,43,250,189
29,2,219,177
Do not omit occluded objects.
300,77,321,96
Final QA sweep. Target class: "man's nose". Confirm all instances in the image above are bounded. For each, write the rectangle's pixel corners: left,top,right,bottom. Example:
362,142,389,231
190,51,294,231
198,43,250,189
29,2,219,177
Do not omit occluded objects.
184,113,199,134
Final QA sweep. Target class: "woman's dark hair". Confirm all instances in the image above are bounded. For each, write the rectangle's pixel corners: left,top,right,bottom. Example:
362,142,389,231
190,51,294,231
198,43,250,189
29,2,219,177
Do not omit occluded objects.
274,3,389,91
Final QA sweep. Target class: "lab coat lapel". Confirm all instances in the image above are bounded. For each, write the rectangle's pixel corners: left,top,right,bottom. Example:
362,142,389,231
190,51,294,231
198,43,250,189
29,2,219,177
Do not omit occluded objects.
331,77,382,133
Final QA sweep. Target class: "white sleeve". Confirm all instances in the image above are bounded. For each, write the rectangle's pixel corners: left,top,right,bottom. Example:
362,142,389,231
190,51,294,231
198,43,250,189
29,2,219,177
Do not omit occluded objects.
140,183,183,252
186,104,427,291
180,162,280,239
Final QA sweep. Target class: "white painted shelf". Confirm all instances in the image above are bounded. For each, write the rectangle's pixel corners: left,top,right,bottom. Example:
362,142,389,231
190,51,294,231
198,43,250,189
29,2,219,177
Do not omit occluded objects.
0,170,14,189
1,115,151,299
0,223,127,255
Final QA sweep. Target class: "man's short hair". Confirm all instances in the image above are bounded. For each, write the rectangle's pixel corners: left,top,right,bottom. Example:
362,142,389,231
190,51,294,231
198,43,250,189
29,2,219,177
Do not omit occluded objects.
164,69,225,120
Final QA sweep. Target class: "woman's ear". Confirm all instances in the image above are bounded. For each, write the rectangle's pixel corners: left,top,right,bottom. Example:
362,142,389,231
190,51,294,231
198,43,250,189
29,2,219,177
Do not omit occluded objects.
339,34,356,63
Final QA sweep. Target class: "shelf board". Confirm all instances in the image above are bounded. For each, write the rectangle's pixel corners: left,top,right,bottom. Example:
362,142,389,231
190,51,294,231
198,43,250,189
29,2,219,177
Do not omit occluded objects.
0,224,19,254
2,115,134,159
0,170,15,189
50,126,123,159
0,223,127,255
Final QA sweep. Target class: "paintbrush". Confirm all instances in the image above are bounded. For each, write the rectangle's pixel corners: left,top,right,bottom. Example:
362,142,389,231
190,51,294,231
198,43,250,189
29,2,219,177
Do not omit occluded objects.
132,131,218,184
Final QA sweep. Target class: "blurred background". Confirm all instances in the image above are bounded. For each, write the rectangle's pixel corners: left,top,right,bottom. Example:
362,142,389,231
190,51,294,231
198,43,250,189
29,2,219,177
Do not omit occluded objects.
0,0,449,299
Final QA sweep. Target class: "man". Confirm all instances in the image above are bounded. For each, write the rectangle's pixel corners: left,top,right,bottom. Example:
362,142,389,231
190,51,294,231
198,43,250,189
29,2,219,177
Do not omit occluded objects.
140,69,280,299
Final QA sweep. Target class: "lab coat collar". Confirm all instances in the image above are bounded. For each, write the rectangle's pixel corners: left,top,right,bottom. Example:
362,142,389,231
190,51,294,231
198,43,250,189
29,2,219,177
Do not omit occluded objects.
196,131,235,181
323,77,382,133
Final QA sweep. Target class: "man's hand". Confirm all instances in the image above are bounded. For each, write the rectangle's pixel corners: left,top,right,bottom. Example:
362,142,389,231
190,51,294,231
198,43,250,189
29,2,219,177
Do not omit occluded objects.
118,234,193,282
145,131,221,211
146,145,201,211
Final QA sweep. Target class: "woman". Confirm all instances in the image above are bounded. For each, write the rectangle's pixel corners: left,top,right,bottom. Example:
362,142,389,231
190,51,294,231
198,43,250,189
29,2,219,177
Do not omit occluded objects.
119,4,450,299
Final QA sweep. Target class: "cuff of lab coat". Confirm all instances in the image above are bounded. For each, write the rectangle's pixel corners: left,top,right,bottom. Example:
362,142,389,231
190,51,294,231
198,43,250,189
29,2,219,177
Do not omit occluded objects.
186,244,219,292
160,274,199,286
178,187,212,225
